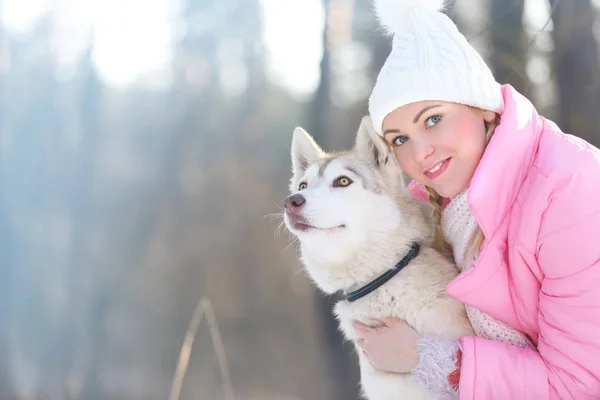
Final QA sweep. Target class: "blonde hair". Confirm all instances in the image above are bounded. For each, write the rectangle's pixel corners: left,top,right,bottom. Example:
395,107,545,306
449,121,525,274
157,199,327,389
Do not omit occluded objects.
426,114,501,263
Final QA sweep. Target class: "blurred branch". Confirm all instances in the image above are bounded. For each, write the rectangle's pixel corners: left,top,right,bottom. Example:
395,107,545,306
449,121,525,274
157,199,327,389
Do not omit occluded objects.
526,0,559,46
169,297,235,400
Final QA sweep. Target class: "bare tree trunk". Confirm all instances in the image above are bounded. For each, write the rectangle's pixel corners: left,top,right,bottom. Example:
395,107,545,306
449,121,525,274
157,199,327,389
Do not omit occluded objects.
0,201,15,400
488,0,529,95
310,1,361,399
0,5,16,397
550,0,600,146
0,142,16,399
62,49,104,399
309,0,333,147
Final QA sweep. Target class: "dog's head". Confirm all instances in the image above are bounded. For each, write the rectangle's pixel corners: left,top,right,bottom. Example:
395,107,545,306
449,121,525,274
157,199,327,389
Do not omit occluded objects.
283,116,415,292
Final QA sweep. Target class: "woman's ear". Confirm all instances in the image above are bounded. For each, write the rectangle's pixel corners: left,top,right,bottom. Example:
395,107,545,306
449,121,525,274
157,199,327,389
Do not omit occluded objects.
482,110,496,124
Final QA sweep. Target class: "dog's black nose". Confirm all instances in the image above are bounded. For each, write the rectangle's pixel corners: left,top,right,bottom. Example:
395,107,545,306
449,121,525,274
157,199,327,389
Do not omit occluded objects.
284,193,306,213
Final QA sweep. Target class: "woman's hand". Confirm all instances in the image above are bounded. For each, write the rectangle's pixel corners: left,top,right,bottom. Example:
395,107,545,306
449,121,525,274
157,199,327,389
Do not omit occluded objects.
353,317,421,374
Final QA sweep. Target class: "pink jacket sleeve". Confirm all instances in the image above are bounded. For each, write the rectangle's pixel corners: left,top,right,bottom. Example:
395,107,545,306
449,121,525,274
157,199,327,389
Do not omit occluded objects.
458,171,600,399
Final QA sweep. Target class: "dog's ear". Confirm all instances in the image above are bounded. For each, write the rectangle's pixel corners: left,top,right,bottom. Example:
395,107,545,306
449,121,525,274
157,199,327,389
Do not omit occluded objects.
355,115,391,168
291,127,324,176
355,115,409,190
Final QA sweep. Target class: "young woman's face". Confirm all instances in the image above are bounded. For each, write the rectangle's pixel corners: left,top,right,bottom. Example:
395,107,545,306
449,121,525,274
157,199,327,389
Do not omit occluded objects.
382,101,496,198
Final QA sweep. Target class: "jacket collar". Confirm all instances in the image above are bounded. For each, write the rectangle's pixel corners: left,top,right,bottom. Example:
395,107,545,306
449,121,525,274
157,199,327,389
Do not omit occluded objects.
467,84,544,239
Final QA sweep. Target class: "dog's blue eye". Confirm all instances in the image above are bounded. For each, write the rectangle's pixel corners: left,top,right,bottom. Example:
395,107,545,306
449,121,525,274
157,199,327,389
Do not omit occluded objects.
392,136,408,146
425,115,441,128
298,182,307,190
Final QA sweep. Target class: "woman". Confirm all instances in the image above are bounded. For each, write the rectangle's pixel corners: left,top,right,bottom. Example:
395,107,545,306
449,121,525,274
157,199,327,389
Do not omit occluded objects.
353,0,600,398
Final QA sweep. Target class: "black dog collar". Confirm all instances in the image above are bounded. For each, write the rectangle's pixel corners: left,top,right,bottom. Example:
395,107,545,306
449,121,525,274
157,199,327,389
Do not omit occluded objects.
337,242,421,303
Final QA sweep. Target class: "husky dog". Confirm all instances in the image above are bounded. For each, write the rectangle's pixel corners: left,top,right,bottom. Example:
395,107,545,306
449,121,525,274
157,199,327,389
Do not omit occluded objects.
283,116,473,400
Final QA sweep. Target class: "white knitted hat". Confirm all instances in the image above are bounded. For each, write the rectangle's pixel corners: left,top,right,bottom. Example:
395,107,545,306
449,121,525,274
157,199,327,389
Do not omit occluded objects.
368,0,504,135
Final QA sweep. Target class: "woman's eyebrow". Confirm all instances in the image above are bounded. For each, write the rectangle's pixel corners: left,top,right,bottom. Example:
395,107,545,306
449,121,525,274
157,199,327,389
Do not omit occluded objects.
383,128,401,138
413,104,442,123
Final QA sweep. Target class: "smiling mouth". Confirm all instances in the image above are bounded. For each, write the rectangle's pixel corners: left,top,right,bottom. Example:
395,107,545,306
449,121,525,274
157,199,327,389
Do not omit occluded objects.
424,157,451,179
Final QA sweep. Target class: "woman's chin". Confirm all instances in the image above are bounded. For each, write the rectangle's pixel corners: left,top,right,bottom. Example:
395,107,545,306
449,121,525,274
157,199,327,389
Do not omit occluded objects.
430,181,469,199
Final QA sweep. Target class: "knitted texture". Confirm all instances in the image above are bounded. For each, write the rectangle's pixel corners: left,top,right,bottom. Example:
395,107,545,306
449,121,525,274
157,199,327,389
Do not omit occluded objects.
442,189,536,350
368,0,504,135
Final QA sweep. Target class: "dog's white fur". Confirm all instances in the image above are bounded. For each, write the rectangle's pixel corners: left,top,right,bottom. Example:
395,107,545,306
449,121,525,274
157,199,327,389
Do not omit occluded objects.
284,116,473,400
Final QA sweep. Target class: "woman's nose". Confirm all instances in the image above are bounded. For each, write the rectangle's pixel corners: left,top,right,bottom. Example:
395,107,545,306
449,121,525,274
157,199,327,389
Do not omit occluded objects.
411,138,435,164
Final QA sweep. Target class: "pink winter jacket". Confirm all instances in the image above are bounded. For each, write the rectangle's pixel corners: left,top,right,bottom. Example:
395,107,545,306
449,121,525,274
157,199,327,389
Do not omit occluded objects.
408,85,600,399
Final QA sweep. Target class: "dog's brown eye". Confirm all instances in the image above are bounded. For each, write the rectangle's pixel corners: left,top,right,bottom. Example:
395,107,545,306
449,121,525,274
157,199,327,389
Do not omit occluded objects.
333,176,353,188
298,182,307,191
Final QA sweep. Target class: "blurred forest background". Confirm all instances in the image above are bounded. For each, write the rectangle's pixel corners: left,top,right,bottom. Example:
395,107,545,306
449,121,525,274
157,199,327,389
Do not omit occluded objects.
0,0,599,399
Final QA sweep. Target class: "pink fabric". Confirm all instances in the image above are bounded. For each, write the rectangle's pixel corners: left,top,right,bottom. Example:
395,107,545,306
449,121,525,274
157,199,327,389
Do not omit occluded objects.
407,84,600,399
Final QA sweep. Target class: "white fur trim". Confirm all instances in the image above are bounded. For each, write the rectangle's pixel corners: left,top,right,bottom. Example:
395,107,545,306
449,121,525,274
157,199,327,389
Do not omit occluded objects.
409,336,460,400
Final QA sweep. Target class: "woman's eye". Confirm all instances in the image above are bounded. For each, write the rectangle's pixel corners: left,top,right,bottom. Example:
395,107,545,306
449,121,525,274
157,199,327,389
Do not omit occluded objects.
298,182,307,190
425,115,442,128
392,135,408,146
333,176,353,188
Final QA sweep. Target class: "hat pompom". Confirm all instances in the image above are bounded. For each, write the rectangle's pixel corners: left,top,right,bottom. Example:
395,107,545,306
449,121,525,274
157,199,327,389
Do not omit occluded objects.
373,0,447,35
